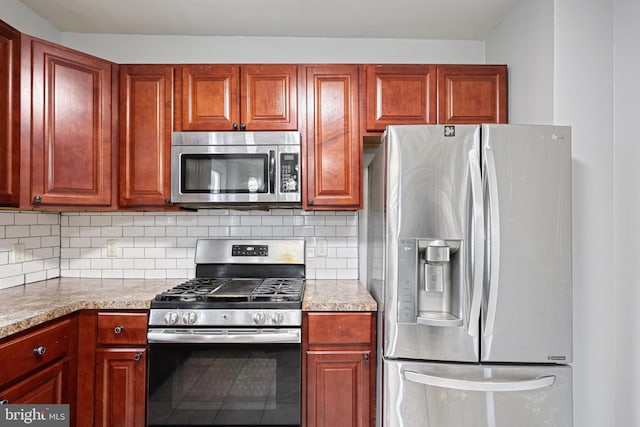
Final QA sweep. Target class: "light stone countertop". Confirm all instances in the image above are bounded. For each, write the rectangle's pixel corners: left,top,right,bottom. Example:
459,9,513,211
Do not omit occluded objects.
0,278,377,339
0,278,177,339
302,280,377,312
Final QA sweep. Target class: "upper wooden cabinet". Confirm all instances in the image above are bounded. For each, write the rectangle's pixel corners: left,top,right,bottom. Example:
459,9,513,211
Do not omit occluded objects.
364,64,437,132
302,65,362,210
363,64,508,133
178,64,298,131
119,64,174,208
437,64,508,124
26,37,116,208
0,21,20,207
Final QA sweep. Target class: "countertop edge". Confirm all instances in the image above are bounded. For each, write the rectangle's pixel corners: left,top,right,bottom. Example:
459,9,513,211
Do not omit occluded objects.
0,278,377,339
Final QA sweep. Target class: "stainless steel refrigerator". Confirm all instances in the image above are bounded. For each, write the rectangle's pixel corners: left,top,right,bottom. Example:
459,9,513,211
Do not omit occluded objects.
366,124,572,427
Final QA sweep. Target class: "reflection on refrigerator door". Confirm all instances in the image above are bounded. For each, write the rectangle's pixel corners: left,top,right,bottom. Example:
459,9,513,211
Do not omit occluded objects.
384,360,573,427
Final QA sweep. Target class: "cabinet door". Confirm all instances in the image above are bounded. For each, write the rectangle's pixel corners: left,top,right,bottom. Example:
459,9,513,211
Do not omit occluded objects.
306,351,371,427
180,64,239,130
437,64,508,124
0,21,20,206
95,348,146,427
30,39,114,207
303,65,362,210
119,64,173,208
0,358,70,404
241,64,298,130
365,64,436,132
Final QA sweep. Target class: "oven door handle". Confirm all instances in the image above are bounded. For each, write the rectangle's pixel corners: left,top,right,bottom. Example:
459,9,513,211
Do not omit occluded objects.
147,329,301,344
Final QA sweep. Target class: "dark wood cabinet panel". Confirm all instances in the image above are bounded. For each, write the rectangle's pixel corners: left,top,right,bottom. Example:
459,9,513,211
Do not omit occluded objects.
93,311,148,427
303,65,362,210
364,64,437,132
0,315,78,426
94,347,147,427
241,64,298,130
28,38,115,207
303,312,376,427
305,351,371,427
0,358,69,404
180,64,238,130
437,64,508,124
180,64,298,131
119,64,174,208
0,21,20,207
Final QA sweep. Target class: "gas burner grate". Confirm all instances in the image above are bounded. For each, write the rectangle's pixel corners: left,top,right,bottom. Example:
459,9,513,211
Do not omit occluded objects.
154,277,304,305
155,278,228,302
251,278,305,303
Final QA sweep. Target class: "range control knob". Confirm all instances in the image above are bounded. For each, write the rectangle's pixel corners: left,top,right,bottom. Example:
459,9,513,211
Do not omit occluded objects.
253,312,266,325
271,312,285,325
182,312,198,325
163,311,178,325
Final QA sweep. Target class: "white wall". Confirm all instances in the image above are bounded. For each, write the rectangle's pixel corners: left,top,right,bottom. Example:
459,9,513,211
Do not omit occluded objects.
555,1,615,426
486,0,616,426
60,33,485,64
0,0,60,41
485,0,554,124
613,0,640,425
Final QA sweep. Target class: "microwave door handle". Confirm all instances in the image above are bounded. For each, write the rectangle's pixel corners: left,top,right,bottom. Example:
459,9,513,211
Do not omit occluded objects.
269,150,276,194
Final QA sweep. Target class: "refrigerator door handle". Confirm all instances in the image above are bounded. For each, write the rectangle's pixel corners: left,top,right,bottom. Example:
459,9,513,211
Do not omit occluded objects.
484,148,500,337
467,148,484,337
403,370,556,392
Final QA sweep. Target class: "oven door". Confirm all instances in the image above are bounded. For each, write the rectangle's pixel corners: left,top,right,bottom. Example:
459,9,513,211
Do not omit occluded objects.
147,328,301,426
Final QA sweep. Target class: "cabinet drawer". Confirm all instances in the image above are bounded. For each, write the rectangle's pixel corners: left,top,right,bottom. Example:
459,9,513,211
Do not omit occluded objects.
0,319,72,387
307,312,372,346
97,312,148,345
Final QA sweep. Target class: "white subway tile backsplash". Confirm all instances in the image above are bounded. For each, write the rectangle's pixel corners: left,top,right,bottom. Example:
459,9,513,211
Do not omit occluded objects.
1,210,360,286
0,212,60,288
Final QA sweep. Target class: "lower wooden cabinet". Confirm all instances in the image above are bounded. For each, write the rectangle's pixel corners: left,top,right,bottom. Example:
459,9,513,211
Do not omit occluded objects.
303,312,376,427
95,348,147,427
93,311,148,427
0,315,77,425
0,357,70,404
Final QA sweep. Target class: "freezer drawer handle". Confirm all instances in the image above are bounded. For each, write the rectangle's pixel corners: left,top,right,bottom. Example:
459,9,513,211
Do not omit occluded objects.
403,370,556,392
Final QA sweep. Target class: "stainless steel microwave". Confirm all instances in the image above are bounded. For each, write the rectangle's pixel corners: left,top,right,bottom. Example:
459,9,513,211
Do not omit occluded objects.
171,131,301,207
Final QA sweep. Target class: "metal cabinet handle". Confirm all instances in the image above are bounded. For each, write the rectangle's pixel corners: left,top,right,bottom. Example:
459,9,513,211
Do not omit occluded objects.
33,195,42,203
307,199,314,206
363,354,370,362
114,326,125,334
164,198,171,204
232,123,239,130
33,346,46,355
133,352,143,361
240,123,246,131
1,399,9,404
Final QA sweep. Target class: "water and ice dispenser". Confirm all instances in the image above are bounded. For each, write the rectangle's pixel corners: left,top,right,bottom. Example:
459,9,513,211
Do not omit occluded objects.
397,238,462,327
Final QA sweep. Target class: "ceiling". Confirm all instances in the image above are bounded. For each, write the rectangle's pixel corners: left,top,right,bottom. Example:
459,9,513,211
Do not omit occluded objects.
18,0,519,40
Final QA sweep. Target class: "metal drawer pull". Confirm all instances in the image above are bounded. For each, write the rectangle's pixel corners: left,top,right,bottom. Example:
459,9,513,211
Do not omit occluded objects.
114,326,125,334
133,352,143,361
32,346,46,355
0,399,8,404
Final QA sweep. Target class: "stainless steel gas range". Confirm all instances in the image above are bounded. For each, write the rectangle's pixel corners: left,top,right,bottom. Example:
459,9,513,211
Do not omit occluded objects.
147,239,305,426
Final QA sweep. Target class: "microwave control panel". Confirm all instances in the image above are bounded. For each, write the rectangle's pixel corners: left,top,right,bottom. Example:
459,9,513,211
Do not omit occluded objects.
280,153,299,193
